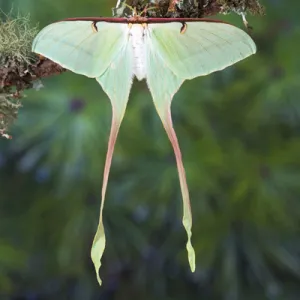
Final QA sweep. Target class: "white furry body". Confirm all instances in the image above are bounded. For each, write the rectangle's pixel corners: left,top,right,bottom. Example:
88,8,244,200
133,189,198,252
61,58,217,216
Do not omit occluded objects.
128,25,148,81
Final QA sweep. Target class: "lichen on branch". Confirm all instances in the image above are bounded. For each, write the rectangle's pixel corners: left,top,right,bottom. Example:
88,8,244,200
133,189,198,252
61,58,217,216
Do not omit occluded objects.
0,11,65,138
0,12,37,138
113,0,264,17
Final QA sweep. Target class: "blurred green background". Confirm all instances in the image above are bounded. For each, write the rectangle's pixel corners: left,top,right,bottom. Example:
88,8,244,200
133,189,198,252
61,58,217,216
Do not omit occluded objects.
0,0,300,299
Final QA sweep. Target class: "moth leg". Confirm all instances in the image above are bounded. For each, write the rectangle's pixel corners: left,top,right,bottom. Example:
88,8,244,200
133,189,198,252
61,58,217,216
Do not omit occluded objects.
180,22,187,34
91,22,98,33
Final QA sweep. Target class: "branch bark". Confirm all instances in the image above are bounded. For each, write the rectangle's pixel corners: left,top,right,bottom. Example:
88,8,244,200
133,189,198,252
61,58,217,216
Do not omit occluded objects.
1,58,65,90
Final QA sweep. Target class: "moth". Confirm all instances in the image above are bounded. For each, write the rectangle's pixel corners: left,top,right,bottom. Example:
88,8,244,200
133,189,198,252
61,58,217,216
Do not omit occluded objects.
32,11,256,285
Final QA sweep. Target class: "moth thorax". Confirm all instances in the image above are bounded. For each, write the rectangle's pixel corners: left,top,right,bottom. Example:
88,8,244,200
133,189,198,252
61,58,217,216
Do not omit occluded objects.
130,24,147,81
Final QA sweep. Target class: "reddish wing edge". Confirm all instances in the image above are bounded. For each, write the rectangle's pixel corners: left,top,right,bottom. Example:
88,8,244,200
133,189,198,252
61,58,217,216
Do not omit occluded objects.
61,17,229,24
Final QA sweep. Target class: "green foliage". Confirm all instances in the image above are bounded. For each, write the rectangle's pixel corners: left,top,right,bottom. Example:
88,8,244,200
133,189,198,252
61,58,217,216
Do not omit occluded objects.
0,0,300,299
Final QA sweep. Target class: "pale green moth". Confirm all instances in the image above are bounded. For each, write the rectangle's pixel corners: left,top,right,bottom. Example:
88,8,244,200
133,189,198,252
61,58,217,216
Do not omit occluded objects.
32,12,256,285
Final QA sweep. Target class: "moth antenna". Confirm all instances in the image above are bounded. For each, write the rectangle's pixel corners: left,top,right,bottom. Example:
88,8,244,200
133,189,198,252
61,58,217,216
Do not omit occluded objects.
123,2,135,15
142,3,156,16
140,4,149,16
